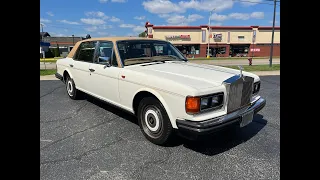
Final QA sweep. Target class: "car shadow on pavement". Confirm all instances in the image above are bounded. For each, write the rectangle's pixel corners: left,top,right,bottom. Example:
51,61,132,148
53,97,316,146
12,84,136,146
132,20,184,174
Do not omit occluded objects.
83,93,267,156
175,114,267,156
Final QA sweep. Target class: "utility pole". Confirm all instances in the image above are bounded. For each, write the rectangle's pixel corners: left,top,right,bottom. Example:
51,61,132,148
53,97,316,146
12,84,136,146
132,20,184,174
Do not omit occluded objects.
72,35,75,45
269,0,277,67
207,8,215,59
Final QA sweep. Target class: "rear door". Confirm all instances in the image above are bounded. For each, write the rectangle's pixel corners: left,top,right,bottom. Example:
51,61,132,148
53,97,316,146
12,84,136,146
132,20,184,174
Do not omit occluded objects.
71,41,97,91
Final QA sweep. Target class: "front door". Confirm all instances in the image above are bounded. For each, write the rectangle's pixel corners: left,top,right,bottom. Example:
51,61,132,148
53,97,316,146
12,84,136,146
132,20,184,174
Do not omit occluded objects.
87,41,121,105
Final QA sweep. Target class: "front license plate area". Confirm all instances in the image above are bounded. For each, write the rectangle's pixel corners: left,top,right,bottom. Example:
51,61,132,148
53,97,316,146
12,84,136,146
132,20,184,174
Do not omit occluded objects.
240,110,254,128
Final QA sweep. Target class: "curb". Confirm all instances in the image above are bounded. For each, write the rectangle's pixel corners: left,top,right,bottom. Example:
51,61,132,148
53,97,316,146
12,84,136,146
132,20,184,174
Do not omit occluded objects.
40,75,57,80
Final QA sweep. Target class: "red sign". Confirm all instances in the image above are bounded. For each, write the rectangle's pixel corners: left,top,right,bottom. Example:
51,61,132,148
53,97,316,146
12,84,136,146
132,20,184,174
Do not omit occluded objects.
250,48,260,52
180,35,190,39
165,35,190,39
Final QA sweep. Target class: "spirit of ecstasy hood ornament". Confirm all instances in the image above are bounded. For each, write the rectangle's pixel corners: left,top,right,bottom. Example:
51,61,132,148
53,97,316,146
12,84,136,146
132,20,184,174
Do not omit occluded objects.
238,65,243,78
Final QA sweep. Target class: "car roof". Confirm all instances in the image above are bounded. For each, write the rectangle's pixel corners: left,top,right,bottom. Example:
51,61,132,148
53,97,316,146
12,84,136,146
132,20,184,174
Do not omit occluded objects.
81,37,165,42
67,37,168,58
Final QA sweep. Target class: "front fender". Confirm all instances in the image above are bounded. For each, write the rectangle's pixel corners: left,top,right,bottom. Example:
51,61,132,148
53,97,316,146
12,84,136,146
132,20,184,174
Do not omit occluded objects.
133,87,177,128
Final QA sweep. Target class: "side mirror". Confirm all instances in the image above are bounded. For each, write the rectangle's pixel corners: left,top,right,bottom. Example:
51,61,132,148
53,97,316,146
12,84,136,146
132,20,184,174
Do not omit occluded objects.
98,56,111,66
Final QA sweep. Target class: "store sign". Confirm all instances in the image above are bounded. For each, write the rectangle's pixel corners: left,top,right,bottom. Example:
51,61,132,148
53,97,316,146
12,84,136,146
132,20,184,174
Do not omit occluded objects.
250,48,260,52
213,33,222,40
165,35,190,39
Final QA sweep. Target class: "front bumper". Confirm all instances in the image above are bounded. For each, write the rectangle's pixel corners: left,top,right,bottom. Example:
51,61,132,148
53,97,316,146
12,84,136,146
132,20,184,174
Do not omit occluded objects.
176,97,266,136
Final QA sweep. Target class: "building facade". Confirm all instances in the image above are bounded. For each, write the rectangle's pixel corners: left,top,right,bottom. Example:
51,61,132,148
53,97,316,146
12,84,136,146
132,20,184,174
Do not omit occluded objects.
145,22,280,58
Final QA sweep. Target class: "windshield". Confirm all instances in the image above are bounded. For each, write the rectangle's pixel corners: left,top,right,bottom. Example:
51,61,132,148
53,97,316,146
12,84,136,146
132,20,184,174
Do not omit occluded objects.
116,40,187,66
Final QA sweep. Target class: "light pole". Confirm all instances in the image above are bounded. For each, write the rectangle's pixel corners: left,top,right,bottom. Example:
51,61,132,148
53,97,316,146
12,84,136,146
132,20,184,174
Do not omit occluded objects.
269,0,277,67
207,8,215,59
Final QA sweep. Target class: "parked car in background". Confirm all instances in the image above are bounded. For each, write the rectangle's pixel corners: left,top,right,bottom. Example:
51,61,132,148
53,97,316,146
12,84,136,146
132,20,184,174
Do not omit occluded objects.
55,37,266,145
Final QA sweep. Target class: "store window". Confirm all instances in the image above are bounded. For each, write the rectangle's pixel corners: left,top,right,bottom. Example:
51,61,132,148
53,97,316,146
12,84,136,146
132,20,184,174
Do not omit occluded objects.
230,44,250,57
175,44,200,57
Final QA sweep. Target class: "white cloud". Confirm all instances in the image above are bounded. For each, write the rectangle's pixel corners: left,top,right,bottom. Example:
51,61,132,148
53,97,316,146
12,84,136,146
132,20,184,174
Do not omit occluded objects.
80,18,105,25
85,11,109,20
142,0,184,14
158,14,169,18
187,14,204,22
99,0,108,3
134,16,146,20
111,0,126,2
166,15,185,24
161,13,203,25
109,16,121,22
58,20,80,25
120,24,136,28
40,18,51,23
250,12,264,19
166,14,203,25
229,13,250,20
101,24,113,29
133,26,146,33
179,0,234,12
85,26,98,32
210,13,229,21
240,0,262,6
143,0,235,14
46,12,54,16
210,12,264,21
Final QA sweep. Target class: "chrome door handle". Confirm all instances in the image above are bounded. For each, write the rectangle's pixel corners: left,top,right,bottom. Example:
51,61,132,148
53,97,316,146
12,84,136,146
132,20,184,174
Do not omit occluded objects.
89,68,95,72
69,64,73,67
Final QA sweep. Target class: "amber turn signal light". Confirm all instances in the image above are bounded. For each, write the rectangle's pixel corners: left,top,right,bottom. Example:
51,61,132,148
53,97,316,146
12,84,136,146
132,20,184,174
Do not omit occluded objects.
185,97,200,114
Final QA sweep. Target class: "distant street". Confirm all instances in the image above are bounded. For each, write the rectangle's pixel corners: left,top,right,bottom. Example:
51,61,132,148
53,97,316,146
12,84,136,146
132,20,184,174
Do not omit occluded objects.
40,58,280,69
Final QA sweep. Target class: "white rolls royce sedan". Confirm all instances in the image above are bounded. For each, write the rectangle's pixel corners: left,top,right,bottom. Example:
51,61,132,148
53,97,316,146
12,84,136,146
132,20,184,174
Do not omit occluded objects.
55,37,266,145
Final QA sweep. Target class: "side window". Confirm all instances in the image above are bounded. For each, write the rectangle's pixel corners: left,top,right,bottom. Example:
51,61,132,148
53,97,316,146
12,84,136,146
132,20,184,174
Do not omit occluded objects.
75,41,96,62
96,41,118,66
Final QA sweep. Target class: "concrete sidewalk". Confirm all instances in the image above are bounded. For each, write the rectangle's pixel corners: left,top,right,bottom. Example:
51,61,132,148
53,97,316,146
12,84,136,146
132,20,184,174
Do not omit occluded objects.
40,70,280,81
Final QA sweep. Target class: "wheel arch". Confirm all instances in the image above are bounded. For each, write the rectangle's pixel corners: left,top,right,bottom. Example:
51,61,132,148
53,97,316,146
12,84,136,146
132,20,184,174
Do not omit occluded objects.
132,88,176,128
62,68,74,83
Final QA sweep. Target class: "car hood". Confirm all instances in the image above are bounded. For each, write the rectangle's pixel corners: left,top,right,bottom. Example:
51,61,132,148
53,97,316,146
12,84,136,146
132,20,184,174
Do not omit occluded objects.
126,62,258,90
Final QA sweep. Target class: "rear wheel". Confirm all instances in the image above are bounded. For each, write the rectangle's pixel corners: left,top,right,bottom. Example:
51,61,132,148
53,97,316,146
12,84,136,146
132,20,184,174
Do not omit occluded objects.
137,97,174,145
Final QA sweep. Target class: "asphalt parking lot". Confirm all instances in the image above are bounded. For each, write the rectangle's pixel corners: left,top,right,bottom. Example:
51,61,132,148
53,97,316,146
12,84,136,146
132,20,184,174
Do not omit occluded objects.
40,75,280,180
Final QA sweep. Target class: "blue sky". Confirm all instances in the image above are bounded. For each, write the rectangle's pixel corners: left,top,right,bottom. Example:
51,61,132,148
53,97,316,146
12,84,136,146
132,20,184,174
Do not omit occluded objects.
40,0,280,37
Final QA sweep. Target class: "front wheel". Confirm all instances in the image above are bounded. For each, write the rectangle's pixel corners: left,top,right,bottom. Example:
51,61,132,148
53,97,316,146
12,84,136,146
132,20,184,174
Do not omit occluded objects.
65,76,79,100
137,97,174,145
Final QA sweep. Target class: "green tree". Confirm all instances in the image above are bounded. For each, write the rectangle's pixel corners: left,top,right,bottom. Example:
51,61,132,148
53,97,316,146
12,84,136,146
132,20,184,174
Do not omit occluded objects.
138,31,146,37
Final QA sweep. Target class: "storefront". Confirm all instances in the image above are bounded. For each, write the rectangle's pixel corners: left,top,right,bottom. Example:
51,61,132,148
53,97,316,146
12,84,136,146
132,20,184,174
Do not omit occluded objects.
145,22,280,58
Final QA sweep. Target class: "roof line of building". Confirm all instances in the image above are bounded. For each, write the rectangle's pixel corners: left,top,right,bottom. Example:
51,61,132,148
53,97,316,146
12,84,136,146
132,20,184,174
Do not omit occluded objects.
145,22,280,30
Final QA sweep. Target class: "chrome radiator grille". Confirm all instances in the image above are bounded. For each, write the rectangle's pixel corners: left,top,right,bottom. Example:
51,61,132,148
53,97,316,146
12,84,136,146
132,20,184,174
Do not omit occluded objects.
224,76,254,113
